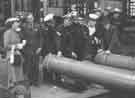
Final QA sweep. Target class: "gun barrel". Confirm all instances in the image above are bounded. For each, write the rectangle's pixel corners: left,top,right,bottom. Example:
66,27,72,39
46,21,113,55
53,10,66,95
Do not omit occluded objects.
43,54,135,92
95,52,135,70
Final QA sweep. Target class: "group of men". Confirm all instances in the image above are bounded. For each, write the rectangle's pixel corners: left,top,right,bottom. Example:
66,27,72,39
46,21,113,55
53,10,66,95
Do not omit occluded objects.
3,5,124,88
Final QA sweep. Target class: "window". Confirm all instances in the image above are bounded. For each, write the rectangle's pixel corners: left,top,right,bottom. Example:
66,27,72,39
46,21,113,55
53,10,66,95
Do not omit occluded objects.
49,0,58,7
128,0,135,17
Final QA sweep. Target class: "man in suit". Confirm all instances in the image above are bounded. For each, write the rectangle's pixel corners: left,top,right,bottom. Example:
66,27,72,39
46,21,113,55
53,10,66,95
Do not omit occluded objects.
41,14,62,83
82,13,102,61
21,14,42,86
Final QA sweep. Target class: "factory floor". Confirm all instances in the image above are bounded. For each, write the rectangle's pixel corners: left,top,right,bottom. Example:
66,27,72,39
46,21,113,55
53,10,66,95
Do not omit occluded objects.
31,83,109,98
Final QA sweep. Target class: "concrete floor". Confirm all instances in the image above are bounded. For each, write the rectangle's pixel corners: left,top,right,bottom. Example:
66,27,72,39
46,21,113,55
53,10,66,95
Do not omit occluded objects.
31,84,109,98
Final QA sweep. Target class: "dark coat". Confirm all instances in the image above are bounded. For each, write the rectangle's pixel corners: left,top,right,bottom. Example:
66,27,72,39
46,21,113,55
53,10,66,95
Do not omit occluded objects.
41,25,61,56
21,23,42,55
21,23,41,80
82,24,103,61
71,23,88,60
59,23,86,59
59,24,74,58
102,25,116,50
59,22,101,60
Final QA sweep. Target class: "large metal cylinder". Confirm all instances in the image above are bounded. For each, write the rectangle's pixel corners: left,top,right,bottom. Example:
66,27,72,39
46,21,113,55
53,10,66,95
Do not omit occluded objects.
43,54,135,91
94,52,135,70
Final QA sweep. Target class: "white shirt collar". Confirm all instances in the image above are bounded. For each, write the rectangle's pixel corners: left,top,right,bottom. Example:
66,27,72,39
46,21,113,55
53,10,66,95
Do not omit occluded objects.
88,26,96,36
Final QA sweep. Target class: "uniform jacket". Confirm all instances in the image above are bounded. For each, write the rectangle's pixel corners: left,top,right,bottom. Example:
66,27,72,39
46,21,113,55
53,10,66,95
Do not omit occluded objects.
59,24,74,58
41,25,61,56
82,24,102,61
21,23,42,55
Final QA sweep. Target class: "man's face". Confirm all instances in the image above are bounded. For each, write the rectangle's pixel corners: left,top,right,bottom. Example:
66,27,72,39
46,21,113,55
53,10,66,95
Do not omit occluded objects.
47,20,55,27
71,4,77,11
27,14,34,23
113,13,120,19
12,21,20,30
95,12,102,17
104,23,111,30
64,18,72,26
104,10,109,16
88,20,96,27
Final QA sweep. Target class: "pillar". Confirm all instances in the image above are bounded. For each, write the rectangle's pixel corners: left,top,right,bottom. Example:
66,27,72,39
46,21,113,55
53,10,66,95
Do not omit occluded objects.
43,0,48,16
23,0,28,11
11,0,15,16
17,0,22,11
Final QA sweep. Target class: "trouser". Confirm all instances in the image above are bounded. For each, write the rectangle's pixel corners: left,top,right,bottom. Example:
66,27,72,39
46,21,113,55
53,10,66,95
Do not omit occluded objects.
42,53,61,84
8,63,24,88
109,33,135,56
23,53,39,84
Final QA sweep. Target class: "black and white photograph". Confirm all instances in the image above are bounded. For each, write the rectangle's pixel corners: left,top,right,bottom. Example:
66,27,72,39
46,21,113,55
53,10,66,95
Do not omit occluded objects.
0,0,135,98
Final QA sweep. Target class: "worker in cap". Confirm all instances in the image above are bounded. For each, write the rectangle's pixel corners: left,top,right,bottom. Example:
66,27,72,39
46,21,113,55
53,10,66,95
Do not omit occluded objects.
82,13,102,61
21,12,44,86
64,4,78,19
102,6,112,33
44,13,55,28
62,12,73,21
94,8,103,27
59,13,81,59
25,13,35,29
70,4,78,18
42,13,60,56
88,13,103,39
104,6,112,16
27,13,34,22
112,8,122,17
107,8,122,55
88,13,99,28
43,13,63,84
94,8,103,17
111,8,122,26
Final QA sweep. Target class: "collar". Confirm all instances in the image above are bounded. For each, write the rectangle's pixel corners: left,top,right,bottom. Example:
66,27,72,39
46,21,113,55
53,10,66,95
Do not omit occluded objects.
88,27,96,36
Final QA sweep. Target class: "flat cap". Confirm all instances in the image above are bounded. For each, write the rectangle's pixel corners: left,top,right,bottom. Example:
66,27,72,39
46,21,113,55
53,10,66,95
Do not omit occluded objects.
113,8,121,13
89,13,99,20
44,13,54,22
105,6,112,11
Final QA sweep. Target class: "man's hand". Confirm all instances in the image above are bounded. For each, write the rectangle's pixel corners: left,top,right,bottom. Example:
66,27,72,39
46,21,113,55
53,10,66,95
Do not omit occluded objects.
94,37,99,44
16,40,27,49
57,51,62,57
16,44,23,49
105,50,111,54
97,49,104,53
72,52,77,59
22,40,27,46
36,48,42,54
